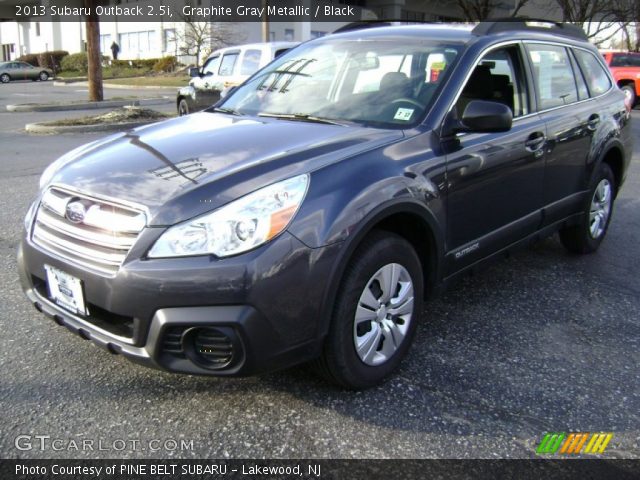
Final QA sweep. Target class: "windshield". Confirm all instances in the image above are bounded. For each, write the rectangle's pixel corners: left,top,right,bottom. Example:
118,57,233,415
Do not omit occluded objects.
218,38,462,128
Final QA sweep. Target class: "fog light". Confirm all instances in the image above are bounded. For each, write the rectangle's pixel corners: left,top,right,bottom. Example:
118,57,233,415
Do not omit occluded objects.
182,327,236,370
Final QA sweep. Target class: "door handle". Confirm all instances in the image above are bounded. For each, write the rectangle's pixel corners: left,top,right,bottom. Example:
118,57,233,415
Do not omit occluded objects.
525,132,546,152
586,114,600,131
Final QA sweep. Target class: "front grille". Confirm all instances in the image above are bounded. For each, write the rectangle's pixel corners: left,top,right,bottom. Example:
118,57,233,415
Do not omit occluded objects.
32,186,146,276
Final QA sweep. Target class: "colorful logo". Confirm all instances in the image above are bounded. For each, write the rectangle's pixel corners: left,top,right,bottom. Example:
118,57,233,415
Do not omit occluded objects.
536,432,613,455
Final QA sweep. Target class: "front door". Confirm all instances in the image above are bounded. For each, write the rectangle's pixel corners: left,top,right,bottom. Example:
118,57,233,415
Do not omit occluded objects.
444,44,546,274
192,54,221,110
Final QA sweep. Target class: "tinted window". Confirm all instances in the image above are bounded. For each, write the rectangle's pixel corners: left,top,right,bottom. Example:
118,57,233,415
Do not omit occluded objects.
218,52,239,76
202,55,220,76
526,44,578,110
610,53,640,67
240,49,262,75
574,49,612,97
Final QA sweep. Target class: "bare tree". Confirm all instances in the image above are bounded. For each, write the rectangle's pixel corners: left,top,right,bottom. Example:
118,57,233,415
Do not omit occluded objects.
455,0,530,21
554,0,635,43
176,17,240,67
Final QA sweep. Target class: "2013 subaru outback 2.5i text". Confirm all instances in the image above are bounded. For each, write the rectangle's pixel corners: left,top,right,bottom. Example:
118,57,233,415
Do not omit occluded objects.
19,21,632,388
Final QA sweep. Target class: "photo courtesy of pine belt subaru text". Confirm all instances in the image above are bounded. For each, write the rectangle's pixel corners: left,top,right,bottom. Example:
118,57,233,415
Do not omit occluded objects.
18,21,632,389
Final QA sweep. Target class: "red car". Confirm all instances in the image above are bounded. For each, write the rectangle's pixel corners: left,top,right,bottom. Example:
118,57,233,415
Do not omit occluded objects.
601,51,640,107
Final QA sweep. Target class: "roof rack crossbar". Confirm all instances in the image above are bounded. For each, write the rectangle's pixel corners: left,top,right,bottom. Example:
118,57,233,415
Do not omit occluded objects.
472,18,588,41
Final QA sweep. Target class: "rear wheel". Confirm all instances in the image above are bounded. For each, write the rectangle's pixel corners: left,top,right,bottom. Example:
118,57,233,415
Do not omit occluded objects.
559,162,615,254
621,84,636,108
0,73,10,84
178,99,190,116
315,231,423,389
39,71,49,81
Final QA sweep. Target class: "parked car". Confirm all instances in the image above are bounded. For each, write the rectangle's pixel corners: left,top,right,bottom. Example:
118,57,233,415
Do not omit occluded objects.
176,42,297,115
20,22,631,389
601,51,640,107
0,61,53,83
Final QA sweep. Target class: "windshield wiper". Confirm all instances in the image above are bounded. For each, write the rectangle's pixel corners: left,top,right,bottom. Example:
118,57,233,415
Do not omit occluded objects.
211,107,243,116
257,112,348,126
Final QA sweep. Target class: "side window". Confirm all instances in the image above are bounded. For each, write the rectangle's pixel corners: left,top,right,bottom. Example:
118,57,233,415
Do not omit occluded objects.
455,45,529,118
574,49,612,97
218,52,239,77
202,55,220,76
569,51,589,101
240,49,263,75
526,44,578,110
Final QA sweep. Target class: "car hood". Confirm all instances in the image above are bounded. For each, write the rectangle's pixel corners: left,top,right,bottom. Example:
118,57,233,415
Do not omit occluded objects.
48,112,403,226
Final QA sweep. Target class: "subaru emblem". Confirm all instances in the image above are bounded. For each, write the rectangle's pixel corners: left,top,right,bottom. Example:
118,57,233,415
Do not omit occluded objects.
65,201,86,224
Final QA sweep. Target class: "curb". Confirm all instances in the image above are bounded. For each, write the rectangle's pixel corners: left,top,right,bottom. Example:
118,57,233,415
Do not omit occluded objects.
25,120,158,134
53,80,179,90
7,97,171,112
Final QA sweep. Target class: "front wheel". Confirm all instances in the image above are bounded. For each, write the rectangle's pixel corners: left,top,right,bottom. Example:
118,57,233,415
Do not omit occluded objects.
0,73,10,83
315,231,423,389
559,163,616,254
178,99,190,116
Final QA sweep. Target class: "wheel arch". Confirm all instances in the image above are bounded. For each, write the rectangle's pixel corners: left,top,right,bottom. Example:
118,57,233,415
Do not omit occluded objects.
599,145,624,197
316,200,444,340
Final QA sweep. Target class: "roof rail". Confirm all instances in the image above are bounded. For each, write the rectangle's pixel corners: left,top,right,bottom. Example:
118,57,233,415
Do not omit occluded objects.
333,21,392,34
472,18,588,41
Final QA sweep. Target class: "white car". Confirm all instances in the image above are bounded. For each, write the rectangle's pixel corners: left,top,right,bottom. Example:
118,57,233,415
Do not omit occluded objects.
177,42,298,115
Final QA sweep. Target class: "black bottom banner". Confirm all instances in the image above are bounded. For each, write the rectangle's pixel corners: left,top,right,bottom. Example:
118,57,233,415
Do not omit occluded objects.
1,459,639,480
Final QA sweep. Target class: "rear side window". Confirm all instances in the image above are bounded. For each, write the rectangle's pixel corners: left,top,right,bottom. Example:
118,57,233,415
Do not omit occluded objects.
526,44,578,110
610,53,640,67
218,52,239,76
574,49,612,97
240,49,262,75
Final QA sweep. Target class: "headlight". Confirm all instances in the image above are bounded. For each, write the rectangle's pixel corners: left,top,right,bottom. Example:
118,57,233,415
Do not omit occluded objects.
148,174,309,258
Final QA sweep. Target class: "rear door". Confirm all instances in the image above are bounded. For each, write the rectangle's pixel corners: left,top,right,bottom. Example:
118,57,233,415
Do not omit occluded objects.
444,43,547,273
524,43,605,224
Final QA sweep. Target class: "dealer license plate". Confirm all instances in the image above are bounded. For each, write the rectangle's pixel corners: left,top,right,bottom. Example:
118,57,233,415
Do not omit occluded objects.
44,264,87,315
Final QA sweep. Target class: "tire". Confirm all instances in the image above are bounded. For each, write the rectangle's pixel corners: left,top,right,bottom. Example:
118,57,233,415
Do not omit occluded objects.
39,71,49,81
0,73,10,84
559,162,616,254
315,231,424,389
621,84,636,108
178,98,190,116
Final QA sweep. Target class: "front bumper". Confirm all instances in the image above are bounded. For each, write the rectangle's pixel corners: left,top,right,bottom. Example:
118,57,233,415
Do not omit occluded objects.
18,230,334,376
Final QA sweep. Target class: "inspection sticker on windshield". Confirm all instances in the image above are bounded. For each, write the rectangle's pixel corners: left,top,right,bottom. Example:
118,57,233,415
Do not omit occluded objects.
394,108,414,121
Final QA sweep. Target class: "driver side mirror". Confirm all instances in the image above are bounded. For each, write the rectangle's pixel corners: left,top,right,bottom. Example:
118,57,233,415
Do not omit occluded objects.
455,100,513,134
189,67,201,78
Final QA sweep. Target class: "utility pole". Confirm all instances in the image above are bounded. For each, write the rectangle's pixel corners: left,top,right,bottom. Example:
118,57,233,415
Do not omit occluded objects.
84,0,103,101
262,0,269,42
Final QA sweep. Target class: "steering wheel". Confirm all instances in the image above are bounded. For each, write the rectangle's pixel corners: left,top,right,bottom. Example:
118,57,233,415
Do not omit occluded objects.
390,98,425,109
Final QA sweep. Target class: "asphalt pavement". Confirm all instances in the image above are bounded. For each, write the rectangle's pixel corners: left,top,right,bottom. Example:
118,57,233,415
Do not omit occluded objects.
0,80,638,459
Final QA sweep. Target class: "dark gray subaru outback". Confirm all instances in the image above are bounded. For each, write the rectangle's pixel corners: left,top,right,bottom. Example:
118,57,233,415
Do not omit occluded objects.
19,22,632,388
